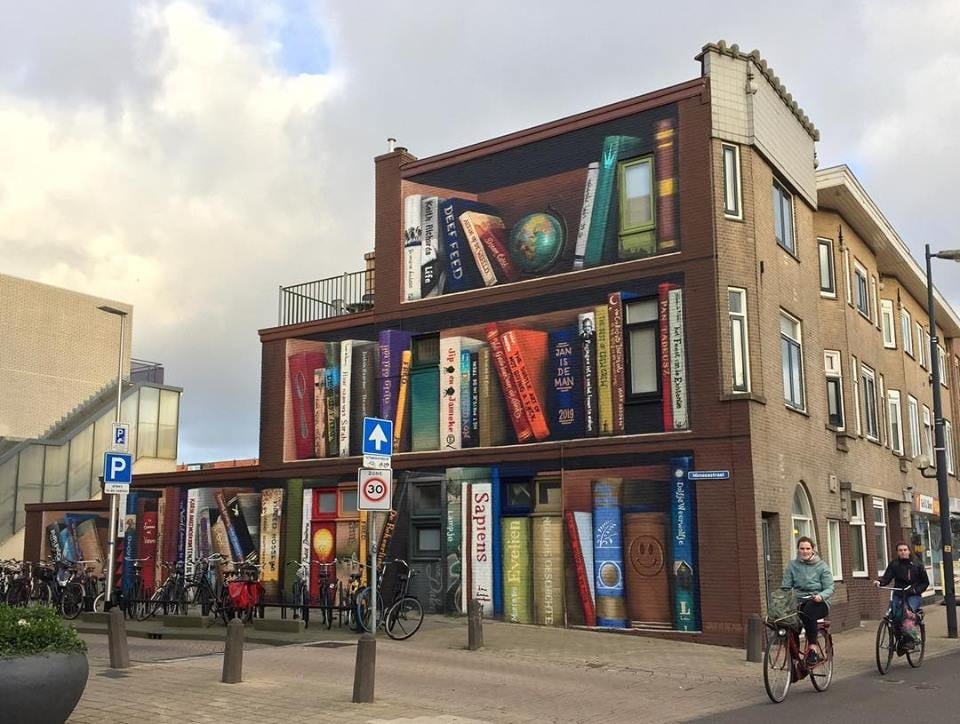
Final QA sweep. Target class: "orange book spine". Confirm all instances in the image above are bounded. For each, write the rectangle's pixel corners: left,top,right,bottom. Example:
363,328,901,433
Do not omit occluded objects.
485,324,533,443
393,350,412,450
501,329,550,441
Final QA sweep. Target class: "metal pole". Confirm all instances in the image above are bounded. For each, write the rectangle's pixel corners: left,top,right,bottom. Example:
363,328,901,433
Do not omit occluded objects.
103,309,125,610
926,243,957,638
370,512,377,639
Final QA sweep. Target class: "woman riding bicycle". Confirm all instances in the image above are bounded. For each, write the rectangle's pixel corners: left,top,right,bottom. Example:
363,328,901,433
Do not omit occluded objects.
781,536,834,666
874,542,928,648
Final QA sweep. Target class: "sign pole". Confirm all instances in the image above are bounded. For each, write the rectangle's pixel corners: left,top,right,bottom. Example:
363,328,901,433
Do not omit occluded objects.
370,512,377,639
104,310,125,609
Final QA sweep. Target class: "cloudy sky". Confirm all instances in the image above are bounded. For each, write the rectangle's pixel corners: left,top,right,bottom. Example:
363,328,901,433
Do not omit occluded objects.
2,0,958,463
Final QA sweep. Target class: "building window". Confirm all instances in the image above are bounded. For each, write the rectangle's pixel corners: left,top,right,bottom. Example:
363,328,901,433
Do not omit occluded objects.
946,420,955,476
851,355,862,436
772,180,795,254
618,156,656,256
902,309,914,357
923,405,934,467
625,298,659,396
908,395,921,459
843,248,852,304
880,300,896,348
870,276,880,326
854,262,870,319
339,489,358,515
824,351,844,430
729,288,751,392
861,364,879,441
414,525,442,556
850,496,868,577
879,374,887,447
818,239,835,296
827,519,843,581
792,485,815,549
780,311,805,411
873,498,889,573
916,322,927,369
939,345,947,387
722,143,742,219
887,390,903,455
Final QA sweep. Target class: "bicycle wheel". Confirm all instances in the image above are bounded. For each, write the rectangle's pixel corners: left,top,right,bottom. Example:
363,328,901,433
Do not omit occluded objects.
385,597,424,641
355,587,384,633
907,621,925,668
183,584,213,620
93,592,106,614
810,634,833,691
140,586,168,621
321,582,335,630
875,619,894,675
60,584,84,620
763,630,792,703
31,582,53,608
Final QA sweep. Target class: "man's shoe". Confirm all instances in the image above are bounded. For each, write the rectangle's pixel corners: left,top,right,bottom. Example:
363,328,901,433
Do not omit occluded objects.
805,650,819,666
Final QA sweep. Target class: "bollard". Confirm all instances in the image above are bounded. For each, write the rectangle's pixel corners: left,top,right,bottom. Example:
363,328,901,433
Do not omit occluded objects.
467,599,483,651
745,614,764,663
107,606,130,669
352,633,376,703
221,618,245,683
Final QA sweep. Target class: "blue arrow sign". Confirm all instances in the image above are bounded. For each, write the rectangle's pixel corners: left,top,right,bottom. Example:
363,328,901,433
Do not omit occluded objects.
103,451,134,484
687,470,730,481
362,417,393,457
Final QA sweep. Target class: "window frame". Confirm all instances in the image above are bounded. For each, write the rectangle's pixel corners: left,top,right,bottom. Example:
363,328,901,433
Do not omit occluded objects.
887,389,903,455
791,485,816,550
902,309,914,357
861,363,879,441
624,297,660,399
946,419,955,476
852,355,862,437
923,405,934,467
916,322,927,369
722,143,743,219
854,261,870,319
772,180,796,255
827,519,844,582
939,345,948,387
728,287,751,393
908,395,921,459
780,310,805,412
617,155,656,249
880,299,896,348
843,248,852,305
850,496,869,578
873,497,889,574
818,238,836,297
824,350,844,430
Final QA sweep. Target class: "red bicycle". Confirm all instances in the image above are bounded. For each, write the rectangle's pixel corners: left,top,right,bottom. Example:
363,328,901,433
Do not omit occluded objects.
763,595,834,703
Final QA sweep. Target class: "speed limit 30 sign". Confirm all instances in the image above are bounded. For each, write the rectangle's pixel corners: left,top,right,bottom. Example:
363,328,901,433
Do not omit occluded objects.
358,468,392,511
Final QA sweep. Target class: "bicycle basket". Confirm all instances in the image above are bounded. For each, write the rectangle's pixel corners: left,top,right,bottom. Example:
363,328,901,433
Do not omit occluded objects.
767,588,800,629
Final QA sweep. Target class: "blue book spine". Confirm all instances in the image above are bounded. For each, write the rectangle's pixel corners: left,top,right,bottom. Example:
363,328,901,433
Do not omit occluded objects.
59,527,77,564
470,353,480,444
439,198,489,293
460,350,474,448
176,491,187,564
548,328,584,440
378,329,412,422
670,455,699,631
592,479,627,627
122,493,140,593
491,466,503,617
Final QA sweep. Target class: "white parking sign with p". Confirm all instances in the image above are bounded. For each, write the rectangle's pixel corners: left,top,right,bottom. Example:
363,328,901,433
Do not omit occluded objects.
358,468,392,511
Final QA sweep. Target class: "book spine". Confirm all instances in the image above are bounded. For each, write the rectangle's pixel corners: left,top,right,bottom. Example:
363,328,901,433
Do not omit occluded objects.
300,489,312,565
464,212,519,283
532,514,565,626
607,293,626,435
548,329,583,440
478,347,506,447
339,342,353,456
420,196,442,297
658,283,673,431
583,137,622,268
592,478,627,627
578,312,599,437
670,456,698,631
594,305,613,436
403,194,423,301
501,517,532,624
228,494,258,561
440,200,477,293
486,325,533,443
440,337,462,450
458,212,498,287
197,509,211,561
184,490,197,577
356,346,377,451
215,490,242,562
460,349,473,448
470,353,480,445
210,515,234,573
140,509,158,594
259,489,284,600
654,118,678,251
501,330,550,441
176,490,187,565
572,162,600,270
393,350,412,451
445,478,463,614
623,511,671,626
411,366,440,451
288,352,321,459
564,511,596,627
668,287,689,430
313,369,326,458
324,369,339,457
468,482,494,616
379,333,394,422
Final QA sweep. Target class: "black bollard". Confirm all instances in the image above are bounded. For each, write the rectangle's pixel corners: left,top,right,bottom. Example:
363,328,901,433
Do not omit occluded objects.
107,606,130,669
745,614,764,663
467,599,483,651
222,618,245,683
352,633,376,703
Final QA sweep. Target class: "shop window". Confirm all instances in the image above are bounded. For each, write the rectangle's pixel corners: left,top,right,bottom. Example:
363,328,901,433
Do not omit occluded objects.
722,143,742,219
850,496,868,577
827,519,843,581
780,311,805,411
818,239,835,296
625,298,659,396
772,180,795,254
901,309,914,357
791,485,815,549
729,288,751,392
881,300,896,348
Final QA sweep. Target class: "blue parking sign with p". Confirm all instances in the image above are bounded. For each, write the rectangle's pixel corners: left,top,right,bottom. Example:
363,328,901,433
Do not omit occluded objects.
103,451,133,484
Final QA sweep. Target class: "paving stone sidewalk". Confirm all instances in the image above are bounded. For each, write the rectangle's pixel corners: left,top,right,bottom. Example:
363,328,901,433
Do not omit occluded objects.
70,605,960,723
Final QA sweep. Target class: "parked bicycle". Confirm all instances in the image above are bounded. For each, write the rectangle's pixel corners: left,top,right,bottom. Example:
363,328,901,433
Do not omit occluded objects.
223,560,264,623
286,558,341,628
137,560,188,620
875,585,925,674
59,559,101,619
763,594,834,703
355,558,424,640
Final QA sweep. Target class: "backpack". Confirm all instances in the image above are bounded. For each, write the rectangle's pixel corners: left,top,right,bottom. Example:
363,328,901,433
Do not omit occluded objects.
767,588,800,629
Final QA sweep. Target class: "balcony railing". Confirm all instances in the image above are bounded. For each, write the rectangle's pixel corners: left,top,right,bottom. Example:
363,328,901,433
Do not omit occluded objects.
278,269,374,326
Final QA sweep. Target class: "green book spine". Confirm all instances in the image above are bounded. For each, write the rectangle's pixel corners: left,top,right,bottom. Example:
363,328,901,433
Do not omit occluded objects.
584,135,644,268
282,479,303,602
411,366,440,451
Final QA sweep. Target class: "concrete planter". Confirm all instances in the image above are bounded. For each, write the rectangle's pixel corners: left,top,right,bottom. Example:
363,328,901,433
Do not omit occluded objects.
0,652,88,723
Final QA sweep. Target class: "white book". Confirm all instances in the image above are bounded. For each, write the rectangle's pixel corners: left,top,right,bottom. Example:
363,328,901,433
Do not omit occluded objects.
573,511,595,604
668,288,689,430
300,488,313,565
420,196,442,297
439,336,483,450
572,162,600,270
403,194,423,301
339,341,355,456
184,489,198,578
467,481,494,617
457,212,498,287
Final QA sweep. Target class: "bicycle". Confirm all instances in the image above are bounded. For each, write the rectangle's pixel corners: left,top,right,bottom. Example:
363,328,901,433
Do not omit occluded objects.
223,561,264,623
137,560,188,620
763,594,834,703
183,555,230,624
355,558,425,641
875,585,925,674
59,559,101,619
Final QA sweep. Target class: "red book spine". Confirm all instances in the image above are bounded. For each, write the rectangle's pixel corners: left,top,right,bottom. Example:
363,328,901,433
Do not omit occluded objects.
564,511,596,627
654,118,678,250
607,292,625,435
478,223,520,283
658,283,673,431
501,330,550,441
140,510,158,593
485,324,534,443
288,351,325,459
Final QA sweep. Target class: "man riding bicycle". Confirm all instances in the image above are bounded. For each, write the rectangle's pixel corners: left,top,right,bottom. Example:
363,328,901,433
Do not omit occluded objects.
781,536,834,666
874,542,929,650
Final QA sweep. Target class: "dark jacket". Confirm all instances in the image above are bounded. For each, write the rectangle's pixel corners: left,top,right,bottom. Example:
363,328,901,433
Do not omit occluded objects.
878,557,930,596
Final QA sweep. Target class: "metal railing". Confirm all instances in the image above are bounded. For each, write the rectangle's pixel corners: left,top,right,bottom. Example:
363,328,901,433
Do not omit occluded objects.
131,358,164,384
278,269,374,326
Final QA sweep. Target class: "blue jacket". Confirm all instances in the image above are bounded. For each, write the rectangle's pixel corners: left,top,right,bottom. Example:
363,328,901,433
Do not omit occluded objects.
781,555,834,609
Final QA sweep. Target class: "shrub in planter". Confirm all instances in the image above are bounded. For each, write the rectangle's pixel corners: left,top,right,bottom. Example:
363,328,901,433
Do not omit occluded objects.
0,606,89,724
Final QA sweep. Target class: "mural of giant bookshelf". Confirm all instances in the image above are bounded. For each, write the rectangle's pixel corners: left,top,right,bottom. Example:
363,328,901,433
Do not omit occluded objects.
399,107,679,302
282,286,690,461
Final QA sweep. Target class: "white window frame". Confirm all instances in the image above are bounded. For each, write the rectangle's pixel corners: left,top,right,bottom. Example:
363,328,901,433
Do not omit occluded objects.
887,389,903,455
854,261,870,319
780,311,805,411
923,405,934,467
861,363,879,442
908,395,921,459
880,299,896,348
824,350,845,431
902,308,914,357
792,485,816,549
773,180,795,255
728,287,751,393
722,143,742,219
850,496,869,577
843,248,852,305
873,498,889,573
852,355,862,436
818,238,836,297
879,373,887,447
827,519,843,581
939,345,947,387
870,275,880,327
946,419,955,476
916,322,927,369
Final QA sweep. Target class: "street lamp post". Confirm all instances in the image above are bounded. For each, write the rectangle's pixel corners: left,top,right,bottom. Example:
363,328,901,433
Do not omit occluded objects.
925,244,960,639
98,304,128,609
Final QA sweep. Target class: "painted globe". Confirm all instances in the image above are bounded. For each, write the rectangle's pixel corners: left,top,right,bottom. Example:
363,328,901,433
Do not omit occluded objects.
508,212,564,274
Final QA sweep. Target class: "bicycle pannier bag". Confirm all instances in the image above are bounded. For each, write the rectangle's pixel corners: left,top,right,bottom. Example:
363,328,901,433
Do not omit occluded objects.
767,588,800,629
902,607,921,642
